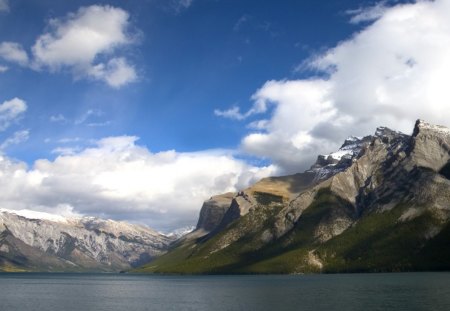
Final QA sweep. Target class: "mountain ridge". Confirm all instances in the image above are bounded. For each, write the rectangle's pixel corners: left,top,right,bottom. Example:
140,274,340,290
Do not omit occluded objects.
135,119,450,274
0,208,175,272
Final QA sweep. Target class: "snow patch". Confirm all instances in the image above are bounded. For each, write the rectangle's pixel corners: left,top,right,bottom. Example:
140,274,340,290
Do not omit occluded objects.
0,208,69,223
328,150,353,161
164,226,196,239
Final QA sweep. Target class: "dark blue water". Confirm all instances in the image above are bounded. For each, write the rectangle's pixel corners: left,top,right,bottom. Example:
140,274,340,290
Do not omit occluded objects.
0,273,449,310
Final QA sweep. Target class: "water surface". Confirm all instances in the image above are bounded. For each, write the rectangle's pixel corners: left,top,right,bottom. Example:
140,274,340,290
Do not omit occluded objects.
0,272,449,310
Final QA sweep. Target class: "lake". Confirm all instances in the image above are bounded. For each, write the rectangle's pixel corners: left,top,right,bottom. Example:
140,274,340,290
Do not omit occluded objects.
0,272,449,310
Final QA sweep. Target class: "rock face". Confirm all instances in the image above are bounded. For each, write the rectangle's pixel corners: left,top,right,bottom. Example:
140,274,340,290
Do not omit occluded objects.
138,120,450,274
0,210,174,272
196,193,235,232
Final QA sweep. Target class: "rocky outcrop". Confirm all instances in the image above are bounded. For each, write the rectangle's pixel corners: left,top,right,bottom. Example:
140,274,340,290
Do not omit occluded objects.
196,193,235,232
409,119,450,171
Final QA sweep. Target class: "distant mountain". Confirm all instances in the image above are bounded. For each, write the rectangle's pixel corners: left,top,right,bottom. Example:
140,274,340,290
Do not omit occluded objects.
0,209,174,272
136,120,450,274
165,226,196,239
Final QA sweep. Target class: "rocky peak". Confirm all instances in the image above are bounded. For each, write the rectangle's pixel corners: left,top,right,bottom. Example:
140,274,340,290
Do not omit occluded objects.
413,119,450,137
373,126,408,147
308,126,406,182
409,119,450,172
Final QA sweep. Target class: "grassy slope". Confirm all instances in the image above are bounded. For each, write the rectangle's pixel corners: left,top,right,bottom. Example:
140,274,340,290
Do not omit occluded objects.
135,193,285,274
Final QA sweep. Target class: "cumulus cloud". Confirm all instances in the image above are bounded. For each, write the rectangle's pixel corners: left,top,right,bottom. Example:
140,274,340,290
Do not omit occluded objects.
0,98,27,131
0,136,276,230
0,0,9,12
87,57,137,88
241,80,338,172
229,0,450,173
0,65,8,72
31,5,137,87
32,6,129,68
0,5,137,87
0,42,29,66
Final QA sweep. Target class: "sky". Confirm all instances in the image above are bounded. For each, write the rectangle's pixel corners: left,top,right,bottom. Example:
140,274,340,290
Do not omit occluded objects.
0,0,449,231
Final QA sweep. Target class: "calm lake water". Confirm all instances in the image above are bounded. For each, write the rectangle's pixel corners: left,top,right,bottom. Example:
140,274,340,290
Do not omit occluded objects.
0,272,449,311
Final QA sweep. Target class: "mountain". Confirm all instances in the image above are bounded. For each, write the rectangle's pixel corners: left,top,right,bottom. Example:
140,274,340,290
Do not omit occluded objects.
135,120,450,274
164,226,196,239
0,209,174,272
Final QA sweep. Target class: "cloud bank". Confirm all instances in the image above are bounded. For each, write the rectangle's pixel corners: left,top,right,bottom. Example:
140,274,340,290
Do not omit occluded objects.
0,136,276,230
217,0,450,173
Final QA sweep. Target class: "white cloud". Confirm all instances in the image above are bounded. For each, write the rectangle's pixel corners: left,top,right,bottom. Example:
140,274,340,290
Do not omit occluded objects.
0,42,29,66
57,137,81,144
0,130,29,150
178,0,193,9
0,98,27,131
50,114,67,123
33,5,129,68
51,110,110,126
0,136,277,230
51,146,80,156
88,57,137,88
215,94,273,121
170,0,193,13
0,65,8,72
27,5,137,87
233,0,450,173
241,80,338,172
0,0,9,12
87,121,112,127
74,109,103,125
214,106,247,120
346,2,390,24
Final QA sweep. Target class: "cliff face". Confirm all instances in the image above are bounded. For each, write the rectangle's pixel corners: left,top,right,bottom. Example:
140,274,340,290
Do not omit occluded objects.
195,193,235,232
138,120,450,274
0,210,174,272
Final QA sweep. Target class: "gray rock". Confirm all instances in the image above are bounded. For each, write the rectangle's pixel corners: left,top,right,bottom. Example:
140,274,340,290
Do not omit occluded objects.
195,192,235,232
0,210,174,272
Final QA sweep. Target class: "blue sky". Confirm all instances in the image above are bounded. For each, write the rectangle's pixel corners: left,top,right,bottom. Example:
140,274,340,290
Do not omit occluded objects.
0,0,449,231
0,0,375,161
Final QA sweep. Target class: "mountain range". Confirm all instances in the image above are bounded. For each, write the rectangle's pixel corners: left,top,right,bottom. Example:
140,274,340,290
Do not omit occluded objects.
2,119,450,273
135,120,450,274
0,209,174,272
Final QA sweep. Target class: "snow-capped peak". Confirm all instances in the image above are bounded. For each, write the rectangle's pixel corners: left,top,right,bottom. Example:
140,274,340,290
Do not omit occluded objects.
0,208,69,223
163,226,196,239
322,135,368,162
